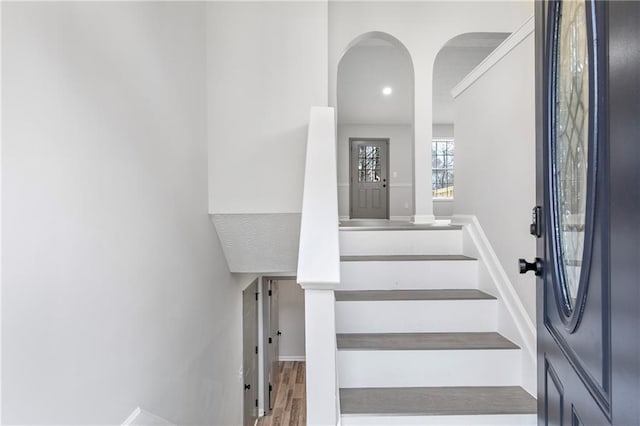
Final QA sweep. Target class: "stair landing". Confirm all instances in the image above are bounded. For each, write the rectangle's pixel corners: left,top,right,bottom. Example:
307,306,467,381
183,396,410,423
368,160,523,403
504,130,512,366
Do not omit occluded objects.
339,220,462,231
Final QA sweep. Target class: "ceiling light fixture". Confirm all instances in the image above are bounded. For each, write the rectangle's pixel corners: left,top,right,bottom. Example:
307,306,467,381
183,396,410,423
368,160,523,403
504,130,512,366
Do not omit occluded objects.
382,86,393,96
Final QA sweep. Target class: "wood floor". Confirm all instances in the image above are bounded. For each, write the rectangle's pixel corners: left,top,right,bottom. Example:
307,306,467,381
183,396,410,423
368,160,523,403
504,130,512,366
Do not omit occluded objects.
257,361,306,426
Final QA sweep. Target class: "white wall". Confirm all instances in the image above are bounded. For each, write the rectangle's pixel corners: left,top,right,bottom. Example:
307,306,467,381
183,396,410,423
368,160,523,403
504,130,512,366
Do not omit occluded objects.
0,2,4,421
277,280,306,359
207,2,328,215
433,123,455,139
338,124,413,219
212,213,301,273
453,33,536,321
2,3,243,424
206,2,328,274
434,200,455,218
329,1,533,221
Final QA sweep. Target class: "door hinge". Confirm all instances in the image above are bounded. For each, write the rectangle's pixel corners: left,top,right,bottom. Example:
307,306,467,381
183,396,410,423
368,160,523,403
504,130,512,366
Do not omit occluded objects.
268,289,272,296
255,292,259,301
255,346,258,354
255,399,258,408
269,383,272,392
268,337,272,344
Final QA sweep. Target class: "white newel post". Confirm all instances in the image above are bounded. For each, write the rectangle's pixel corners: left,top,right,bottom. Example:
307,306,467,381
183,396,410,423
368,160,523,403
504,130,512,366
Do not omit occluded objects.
301,286,338,425
298,107,341,426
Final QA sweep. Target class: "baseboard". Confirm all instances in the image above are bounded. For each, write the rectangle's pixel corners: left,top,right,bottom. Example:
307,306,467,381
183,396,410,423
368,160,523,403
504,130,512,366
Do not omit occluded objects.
279,356,306,362
452,214,536,393
389,215,411,221
411,214,436,224
339,216,411,222
122,407,174,426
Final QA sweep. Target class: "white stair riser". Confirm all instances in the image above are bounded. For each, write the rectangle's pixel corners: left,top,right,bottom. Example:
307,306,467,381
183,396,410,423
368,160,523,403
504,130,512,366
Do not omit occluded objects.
338,349,521,388
340,261,478,290
341,414,537,426
340,230,463,256
336,300,497,333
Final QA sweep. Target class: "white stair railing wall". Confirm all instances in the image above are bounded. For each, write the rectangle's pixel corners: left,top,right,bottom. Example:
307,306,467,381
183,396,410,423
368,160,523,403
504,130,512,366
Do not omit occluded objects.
297,106,340,426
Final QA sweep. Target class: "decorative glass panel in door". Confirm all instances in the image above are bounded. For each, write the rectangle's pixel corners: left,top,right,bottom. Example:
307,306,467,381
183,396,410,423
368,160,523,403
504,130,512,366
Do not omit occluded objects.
551,0,594,319
349,139,389,219
358,145,381,182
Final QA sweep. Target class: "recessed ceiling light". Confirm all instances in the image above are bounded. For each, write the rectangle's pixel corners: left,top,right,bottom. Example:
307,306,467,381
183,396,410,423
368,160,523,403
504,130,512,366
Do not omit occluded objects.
382,86,393,96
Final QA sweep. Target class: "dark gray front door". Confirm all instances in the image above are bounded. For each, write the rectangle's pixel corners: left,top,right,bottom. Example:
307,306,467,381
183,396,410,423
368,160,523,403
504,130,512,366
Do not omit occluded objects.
243,279,259,426
533,1,640,425
349,138,389,219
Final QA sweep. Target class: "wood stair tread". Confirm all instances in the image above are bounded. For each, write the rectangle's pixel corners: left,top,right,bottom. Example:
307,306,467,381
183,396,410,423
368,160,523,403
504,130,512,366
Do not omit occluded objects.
337,332,519,351
335,289,495,302
340,386,537,416
340,254,476,262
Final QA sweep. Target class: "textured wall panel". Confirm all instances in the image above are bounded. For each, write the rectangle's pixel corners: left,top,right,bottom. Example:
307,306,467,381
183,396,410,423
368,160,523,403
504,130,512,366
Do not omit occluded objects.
212,213,301,273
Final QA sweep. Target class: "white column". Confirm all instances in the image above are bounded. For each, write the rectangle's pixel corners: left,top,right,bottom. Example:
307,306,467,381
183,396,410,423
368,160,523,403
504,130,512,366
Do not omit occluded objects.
303,286,338,426
412,63,436,224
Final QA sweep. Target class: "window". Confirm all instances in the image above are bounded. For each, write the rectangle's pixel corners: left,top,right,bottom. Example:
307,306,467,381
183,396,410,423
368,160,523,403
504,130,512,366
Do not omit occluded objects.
358,145,381,182
432,139,454,198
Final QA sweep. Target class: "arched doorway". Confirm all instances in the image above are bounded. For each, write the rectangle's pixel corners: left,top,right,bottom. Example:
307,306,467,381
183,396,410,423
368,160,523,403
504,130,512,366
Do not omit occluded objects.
431,32,509,217
337,32,415,221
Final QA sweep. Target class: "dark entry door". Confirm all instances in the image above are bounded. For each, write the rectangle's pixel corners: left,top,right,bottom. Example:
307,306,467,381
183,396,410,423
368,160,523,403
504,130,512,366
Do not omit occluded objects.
531,1,639,425
349,138,389,219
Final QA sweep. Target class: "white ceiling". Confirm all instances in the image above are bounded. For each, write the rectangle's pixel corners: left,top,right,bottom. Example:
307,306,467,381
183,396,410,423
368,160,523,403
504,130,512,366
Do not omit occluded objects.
337,33,509,126
338,45,413,125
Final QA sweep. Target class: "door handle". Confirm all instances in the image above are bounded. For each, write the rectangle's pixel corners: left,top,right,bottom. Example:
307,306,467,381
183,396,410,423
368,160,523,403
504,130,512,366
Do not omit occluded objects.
244,384,251,390
519,258,543,276
277,330,282,336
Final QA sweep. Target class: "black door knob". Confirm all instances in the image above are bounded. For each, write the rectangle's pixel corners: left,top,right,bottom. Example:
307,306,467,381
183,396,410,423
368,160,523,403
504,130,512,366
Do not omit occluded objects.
244,384,251,390
519,258,543,276
277,330,282,336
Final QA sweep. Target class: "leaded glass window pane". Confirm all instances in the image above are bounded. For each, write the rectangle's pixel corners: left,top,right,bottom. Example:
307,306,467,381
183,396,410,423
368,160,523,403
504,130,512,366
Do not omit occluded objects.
554,0,589,308
432,139,454,198
358,145,381,182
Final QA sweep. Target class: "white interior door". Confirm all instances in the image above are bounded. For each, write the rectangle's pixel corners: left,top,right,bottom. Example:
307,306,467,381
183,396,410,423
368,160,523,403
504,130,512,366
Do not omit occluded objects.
242,280,258,426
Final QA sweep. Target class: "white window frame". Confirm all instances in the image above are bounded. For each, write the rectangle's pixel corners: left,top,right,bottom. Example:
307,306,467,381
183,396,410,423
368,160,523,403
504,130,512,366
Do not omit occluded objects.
432,138,455,200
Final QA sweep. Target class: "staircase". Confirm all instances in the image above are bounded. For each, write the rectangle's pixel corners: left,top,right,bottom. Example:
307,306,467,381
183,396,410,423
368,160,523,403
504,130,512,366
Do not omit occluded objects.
336,222,537,425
